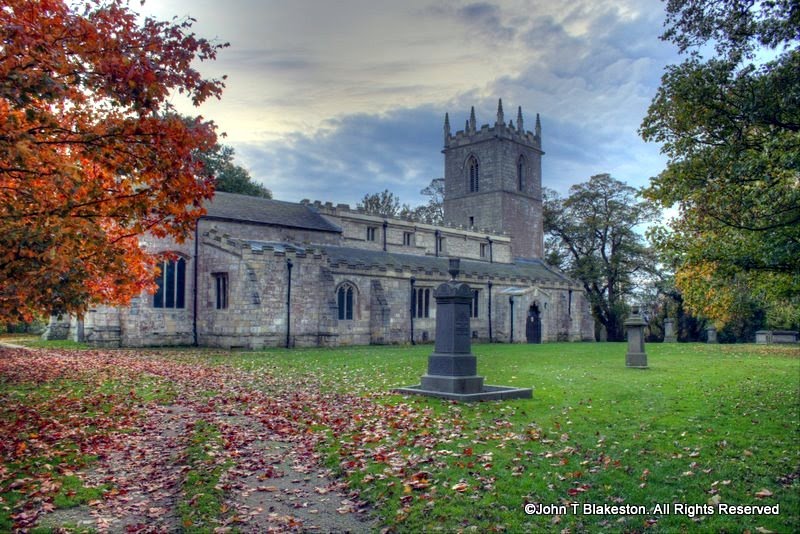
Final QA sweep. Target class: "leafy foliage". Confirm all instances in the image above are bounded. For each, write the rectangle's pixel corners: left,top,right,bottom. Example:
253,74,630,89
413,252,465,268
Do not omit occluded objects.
0,0,227,322
199,144,271,199
357,189,401,217
641,0,800,329
359,179,444,224
544,174,659,341
408,178,445,224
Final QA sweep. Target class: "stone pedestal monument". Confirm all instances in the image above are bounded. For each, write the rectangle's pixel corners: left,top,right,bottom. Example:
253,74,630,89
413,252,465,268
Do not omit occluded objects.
396,259,532,402
706,326,718,344
624,306,648,368
663,318,677,343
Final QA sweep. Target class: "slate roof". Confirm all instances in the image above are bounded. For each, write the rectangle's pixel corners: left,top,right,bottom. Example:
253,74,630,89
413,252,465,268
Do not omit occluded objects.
319,245,573,285
203,192,342,233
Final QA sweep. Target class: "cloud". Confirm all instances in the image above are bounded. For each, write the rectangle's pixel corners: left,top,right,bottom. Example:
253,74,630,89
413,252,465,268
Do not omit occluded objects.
236,106,445,206
144,0,681,203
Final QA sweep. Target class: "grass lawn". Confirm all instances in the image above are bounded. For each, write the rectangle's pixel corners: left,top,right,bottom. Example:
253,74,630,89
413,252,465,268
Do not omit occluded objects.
221,342,799,532
1,339,797,532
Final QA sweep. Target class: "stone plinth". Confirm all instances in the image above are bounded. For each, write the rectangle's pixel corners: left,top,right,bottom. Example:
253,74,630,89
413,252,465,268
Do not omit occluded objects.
396,260,532,402
663,318,677,343
42,315,70,341
756,330,799,344
706,326,718,344
624,307,648,368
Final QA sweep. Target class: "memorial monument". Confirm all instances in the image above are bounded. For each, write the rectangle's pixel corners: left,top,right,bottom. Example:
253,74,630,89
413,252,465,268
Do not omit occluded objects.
624,306,648,368
706,326,718,344
396,259,532,402
663,318,677,343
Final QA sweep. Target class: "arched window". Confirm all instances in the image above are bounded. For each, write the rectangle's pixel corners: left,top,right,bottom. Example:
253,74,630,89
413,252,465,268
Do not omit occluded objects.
517,155,525,191
337,283,355,320
153,256,186,309
468,156,479,193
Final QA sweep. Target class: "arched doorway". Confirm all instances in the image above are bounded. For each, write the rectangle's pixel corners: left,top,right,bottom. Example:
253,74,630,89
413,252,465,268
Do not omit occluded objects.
526,303,542,344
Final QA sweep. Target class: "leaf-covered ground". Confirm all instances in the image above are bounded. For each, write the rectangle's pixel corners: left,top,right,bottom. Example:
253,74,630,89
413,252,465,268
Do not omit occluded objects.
0,341,798,533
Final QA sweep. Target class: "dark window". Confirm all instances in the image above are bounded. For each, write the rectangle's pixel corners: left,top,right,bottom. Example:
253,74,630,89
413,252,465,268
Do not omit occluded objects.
412,288,430,318
437,236,445,254
469,216,474,227
153,257,186,309
517,155,525,191
337,284,354,320
471,289,479,318
213,273,228,310
403,232,413,246
366,227,377,241
468,156,479,192
480,243,487,258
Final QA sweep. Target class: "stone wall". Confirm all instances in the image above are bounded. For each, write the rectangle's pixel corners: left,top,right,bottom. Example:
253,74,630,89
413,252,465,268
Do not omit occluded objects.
116,234,195,347
197,231,336,349
309,201,513,263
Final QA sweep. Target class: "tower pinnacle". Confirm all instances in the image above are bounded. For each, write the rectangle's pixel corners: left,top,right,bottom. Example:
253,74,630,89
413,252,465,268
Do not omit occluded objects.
535,113,541,138
444,112,451,144
469,106,476,133
517,106,524,132
496,99,504,125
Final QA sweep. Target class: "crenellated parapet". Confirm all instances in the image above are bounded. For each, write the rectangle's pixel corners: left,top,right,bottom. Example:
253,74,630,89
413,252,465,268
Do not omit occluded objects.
299,198,511,237
444,99,542,151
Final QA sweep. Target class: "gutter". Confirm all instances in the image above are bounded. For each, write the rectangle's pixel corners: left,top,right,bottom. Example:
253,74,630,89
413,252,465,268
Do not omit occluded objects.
192,220,200,346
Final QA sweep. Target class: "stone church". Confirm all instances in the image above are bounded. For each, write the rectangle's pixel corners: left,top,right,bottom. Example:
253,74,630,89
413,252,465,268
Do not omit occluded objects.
47,100,595,347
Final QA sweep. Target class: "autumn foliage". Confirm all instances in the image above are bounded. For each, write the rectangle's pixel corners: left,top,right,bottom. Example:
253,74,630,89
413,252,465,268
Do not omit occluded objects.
0,0,227,321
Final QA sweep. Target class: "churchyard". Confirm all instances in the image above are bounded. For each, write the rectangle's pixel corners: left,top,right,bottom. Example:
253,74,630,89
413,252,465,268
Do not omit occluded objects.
0,339,797,532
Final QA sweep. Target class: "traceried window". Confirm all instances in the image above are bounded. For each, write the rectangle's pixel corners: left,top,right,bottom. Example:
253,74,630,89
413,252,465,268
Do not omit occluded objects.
468,156,479,192
366,227,377,241
213,272,228,310
153,257,186,309
403,232,413,246
411,287,431,318
517,155,526,191
471,289,480,318
337,283,355,320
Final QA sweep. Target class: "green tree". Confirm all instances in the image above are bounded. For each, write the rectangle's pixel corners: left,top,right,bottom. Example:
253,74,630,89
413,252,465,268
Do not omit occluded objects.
200,144,271,198
544,174,660,341
641,0,800,329
414,178,445,224
357,189,401,217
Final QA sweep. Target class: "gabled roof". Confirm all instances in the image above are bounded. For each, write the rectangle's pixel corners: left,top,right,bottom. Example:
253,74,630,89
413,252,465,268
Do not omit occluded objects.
319,246,573,285
203,192,342,233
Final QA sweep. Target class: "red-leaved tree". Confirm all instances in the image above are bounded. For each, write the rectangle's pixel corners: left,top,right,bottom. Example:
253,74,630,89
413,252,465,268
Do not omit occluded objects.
0,0,227,321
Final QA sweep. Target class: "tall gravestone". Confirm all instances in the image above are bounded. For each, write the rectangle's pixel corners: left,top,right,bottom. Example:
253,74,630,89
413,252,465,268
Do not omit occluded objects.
624,306,648,368
663,318,677,343
706,326,718,344
396,259,532,402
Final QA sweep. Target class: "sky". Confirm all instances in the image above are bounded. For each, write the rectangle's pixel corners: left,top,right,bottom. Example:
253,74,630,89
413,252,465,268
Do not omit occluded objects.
139,0,682,207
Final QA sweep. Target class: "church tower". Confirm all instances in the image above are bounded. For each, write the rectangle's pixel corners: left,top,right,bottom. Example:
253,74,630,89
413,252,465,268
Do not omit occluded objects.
442,100,544,259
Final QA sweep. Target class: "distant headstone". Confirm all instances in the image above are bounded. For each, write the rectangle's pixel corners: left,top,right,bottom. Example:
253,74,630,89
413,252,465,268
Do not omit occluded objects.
756,330,799,344
706,326,718,344
624,306,648,368
396,259,532,401
663,318,677,343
